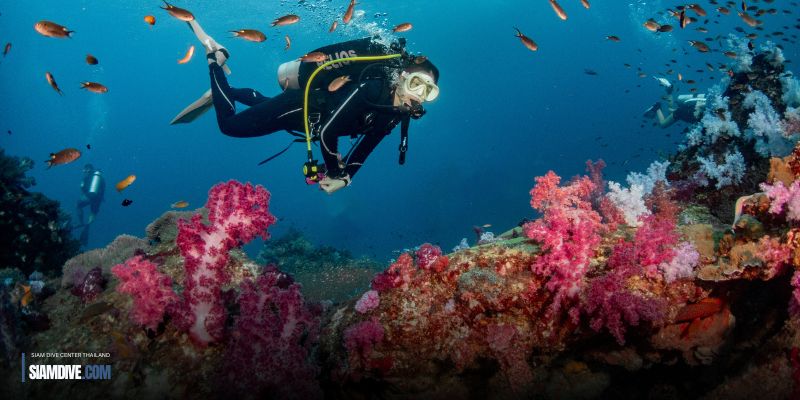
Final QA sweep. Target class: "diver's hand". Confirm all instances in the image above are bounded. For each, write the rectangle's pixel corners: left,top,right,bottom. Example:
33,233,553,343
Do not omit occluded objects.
409,104,426,119
319,175,351,194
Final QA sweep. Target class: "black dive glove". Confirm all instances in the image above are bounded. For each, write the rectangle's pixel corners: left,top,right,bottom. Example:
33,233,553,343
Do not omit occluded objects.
408,103,426,119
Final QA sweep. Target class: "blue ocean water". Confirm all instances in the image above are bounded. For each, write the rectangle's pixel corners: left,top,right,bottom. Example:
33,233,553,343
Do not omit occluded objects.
1,0,798,261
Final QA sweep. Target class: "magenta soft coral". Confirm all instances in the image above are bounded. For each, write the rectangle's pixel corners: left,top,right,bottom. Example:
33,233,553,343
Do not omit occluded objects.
111,256,178,331
343,318,385,378
173,180,277,346
223,271,321,399
524,171,602,319
584,240,667,345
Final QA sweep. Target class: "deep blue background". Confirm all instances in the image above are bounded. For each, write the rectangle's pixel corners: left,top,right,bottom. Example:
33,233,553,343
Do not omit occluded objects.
1,0,798,261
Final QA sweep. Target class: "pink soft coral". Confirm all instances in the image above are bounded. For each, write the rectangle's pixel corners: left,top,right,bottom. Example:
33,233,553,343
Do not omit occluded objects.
173,180,277,346
223,271,321,399
524,171,602,320
355,290,380,314
761,180,800,221
111,256,178,330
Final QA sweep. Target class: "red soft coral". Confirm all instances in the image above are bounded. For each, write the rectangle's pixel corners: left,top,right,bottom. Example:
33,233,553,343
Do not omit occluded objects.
111,256,178,331
524,171,603,320
173,180,277,346
371,253,416,292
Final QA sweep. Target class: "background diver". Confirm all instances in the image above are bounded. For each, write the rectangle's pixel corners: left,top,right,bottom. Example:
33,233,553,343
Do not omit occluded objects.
76,163,105,246
174,23,440,194
644,77,707,128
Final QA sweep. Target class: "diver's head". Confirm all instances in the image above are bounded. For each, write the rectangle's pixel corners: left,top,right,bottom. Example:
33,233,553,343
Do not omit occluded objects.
395,58,439,106
83,164,95,174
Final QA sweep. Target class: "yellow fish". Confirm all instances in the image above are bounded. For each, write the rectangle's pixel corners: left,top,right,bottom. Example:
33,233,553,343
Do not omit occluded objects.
171,200,189,209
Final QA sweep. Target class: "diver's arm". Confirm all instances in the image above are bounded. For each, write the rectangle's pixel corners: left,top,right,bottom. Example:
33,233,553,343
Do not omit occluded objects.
656,108,675,128
344,132,388,178
318,85,370,177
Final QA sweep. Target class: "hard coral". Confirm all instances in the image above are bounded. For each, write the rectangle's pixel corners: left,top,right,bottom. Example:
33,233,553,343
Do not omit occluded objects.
111,256,178,331
173,180,277,346
70,267,106,303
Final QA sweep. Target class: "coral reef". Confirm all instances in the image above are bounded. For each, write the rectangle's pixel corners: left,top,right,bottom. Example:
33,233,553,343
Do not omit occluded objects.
0,147,79,276
5,48,800,399
258,229,382,302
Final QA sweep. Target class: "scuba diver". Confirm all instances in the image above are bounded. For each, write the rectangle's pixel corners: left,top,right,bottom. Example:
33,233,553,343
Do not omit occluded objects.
76,164,105,246
644,77,706,128
172,21,439,194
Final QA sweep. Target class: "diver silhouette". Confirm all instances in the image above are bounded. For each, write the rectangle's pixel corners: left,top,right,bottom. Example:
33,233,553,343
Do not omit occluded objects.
192,34,439,194
76,163,105,246
644,77,707,128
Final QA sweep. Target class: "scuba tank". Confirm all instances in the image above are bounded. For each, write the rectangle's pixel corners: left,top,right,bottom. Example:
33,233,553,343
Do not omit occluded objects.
277,37,407,91
87,170,103,195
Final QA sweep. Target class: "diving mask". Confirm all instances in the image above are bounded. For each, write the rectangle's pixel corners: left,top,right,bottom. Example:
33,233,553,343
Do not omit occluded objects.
400,71,439,102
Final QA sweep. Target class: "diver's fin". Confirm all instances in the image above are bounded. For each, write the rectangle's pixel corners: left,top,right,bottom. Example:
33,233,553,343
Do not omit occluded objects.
186,20,230,75
171,19,230,125
171,89,213,124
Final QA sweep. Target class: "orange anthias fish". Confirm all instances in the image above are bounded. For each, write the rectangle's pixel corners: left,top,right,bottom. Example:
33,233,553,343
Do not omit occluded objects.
178,45,195,64
328,75,351,92
3,42,11,57
300,51,327,62
80,82,108,93
230,29,266,42
46,72,63,95
738,12,762,27
689,40,710,52
688,4,707,17
160,1,194,21
21,285,33,306
329,20,338,33
393,23,413,33
116,175,136,192
171,200,189,208
343,0,356,24
549,0,568,20
46,148,81,168
285,35,291,51
272,14,300,27
85,54,99,65
144,15,156,26
580,0,590,9
34,20,74,38
644,19,661,32
513,27,538,52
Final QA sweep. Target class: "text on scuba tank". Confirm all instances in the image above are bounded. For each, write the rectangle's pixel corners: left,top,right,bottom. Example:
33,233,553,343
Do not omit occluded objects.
319,50,358,70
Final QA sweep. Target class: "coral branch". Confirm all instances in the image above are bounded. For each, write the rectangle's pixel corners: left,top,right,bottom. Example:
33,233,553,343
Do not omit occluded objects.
173,180,277,345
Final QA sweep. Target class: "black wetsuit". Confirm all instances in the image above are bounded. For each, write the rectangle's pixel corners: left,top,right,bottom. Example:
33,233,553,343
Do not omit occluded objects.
209,60,408,179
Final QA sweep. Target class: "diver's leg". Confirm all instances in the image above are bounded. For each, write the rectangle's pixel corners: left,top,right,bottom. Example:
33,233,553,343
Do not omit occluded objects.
79,226,89,247
76,198,89,225
228,87,269,106
87,201,100,225
209,63,237,121
210,65,303,138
